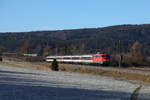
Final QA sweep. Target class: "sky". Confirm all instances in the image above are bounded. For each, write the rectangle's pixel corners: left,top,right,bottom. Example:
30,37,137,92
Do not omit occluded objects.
0,0,150,32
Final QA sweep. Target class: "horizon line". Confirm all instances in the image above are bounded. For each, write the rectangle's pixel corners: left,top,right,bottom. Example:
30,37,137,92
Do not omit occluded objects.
0,23,149,33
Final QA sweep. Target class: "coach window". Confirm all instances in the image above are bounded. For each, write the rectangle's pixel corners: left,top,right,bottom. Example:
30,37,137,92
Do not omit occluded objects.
72,57,79,60
64,57,71,59
57,58,62,59
82,57,91,60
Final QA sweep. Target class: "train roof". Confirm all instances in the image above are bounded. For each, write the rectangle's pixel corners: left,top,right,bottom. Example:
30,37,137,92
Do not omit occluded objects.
46,54,93,58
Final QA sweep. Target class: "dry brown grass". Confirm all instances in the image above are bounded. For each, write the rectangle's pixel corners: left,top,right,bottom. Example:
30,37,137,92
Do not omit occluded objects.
58,64,150,84
27,62,150,84
0,61,51,71
1,56,50,71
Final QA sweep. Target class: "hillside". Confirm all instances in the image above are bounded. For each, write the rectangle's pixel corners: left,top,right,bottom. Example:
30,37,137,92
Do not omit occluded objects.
0,24,150,55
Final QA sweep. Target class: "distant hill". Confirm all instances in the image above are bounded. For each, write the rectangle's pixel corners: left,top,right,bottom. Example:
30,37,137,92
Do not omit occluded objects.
0,24,150,55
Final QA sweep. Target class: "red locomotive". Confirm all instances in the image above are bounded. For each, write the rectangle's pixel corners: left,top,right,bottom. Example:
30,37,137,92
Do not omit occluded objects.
92,53,110,65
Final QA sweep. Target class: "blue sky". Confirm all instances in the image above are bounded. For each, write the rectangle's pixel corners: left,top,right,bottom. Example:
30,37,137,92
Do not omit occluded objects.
0,0,150,32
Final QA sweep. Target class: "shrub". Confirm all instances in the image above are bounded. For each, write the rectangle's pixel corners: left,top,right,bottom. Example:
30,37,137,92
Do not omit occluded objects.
51,59,59,71
0,56,2,62
109,55,118,66
109,54,125,67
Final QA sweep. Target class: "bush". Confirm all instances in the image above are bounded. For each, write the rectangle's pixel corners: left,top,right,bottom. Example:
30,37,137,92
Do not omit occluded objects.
109,54,127,67
0,56,2,62
51,59,59,71
109,55,119,66
120,54,147,67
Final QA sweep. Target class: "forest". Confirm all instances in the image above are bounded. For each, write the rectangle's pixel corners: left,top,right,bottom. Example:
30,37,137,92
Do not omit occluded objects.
0,24,150,56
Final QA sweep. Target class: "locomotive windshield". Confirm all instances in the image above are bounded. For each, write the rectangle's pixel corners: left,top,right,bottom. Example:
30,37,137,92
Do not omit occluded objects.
102,54,110,58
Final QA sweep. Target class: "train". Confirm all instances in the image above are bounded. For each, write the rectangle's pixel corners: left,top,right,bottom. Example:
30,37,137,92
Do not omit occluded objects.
46,53,110,65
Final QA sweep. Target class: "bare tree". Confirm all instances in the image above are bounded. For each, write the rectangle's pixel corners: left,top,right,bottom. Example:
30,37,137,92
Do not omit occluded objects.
130,41,145,65
20,40,32,54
